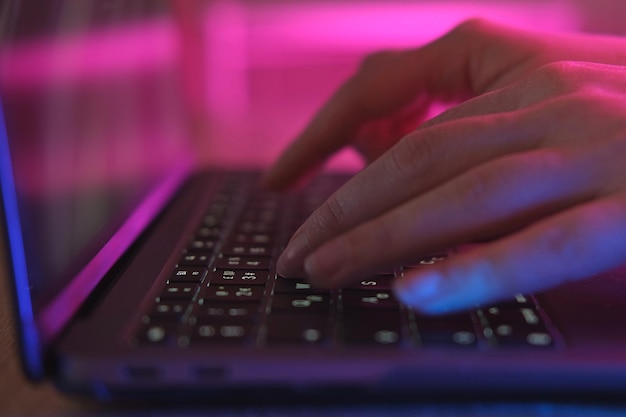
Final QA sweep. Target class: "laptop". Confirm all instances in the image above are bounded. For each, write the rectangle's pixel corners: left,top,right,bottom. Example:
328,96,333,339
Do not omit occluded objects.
3,0,626,402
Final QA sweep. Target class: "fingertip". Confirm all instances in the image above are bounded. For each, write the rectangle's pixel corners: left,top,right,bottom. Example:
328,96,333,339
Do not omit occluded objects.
394,267,485,315
393,270,447,314
260,165,292,191
276,231,313,278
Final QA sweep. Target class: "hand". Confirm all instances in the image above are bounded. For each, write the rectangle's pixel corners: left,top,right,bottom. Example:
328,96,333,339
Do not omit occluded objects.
266,19,626,314
263,19,626,189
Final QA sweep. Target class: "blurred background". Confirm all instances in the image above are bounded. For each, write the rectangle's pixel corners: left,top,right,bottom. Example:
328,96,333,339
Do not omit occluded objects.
2,0,626,175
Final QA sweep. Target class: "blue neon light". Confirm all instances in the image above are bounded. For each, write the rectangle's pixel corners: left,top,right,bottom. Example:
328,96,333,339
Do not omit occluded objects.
0,98,44,379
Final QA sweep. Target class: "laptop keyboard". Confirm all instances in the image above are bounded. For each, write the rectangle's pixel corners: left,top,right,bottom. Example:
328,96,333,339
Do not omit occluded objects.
136,172,558,351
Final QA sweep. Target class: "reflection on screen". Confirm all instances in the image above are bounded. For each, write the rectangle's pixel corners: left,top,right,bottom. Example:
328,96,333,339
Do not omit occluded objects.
0,1,193,340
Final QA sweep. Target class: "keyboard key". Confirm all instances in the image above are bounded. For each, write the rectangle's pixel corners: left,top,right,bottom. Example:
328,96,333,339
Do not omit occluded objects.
137,322,181,346
273,277,329,294
196,227,222,239
202,213,224,228
404,253,449,268
215,256,271,270
178,252,211,267
194,302,259,322
188,239,217,251
203,285,265,303
342,311,403,346
271,293,331,314
169,266,206,283
235,221,273,234
149,300,191,321
210,269,269,286
492,324,554,348
345,275,395,291
265,315,330,345
221,244,272,257
482,304,555,348
414,312,478,348
159,283,200,300
230,233,273,245
191,322,253,345
341,290,400,310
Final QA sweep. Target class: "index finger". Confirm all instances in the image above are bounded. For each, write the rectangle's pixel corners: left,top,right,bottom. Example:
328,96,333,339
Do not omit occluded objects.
261,48,431,190
262,19,522,190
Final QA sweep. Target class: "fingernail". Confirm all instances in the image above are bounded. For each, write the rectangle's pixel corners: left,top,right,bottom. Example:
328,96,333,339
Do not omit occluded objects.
393,271,445,312
276,232,309,277
303,242,345,287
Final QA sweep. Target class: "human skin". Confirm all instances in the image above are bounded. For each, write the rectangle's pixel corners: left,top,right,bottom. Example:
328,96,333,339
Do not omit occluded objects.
262,19,626,314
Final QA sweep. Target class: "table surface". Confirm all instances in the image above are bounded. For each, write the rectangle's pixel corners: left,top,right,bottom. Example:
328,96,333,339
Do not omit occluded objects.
3,239,626,416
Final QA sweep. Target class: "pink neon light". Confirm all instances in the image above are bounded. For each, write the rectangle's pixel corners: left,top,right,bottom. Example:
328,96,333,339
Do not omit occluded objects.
0,18,179,90
198,1,580,169
246,2,580,58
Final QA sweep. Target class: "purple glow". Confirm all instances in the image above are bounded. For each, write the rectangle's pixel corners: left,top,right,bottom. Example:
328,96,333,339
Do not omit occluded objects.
37,159,194,343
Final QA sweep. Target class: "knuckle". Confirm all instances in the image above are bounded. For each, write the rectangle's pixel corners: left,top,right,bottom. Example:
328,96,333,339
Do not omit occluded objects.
384,134,437,181
454,166,499,210
358,49,395,71
526,61,589,97
316,193,349,232
536,224,581,262
349,50,400,117
450,17,494,39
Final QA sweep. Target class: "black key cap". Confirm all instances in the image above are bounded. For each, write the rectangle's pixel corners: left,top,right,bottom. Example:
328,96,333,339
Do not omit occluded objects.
482,304,555,348
203,285,265,303
415,312,478,348
178,252,211,267
149,300,191,321
266,315,330,345
215,256,271,270
194,302,259,322
271,293,331,314
201,213,224,228
188,239,217,251
169,266,206,283
273,277,329,294
235,221,273,234
137,322,181,346
484,305,541,325
196,227,222,239
221,243,272,257
191,322,253,345
345,275,395,291
404,253,449,268
342,311,403,346
492,323,555,348
210,269,269,286
230,233,273,244
159,283,200,300
341,290,400,310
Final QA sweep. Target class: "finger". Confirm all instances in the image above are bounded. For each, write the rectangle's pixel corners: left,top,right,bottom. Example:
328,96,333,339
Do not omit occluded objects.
300,146,601,287
351,94,433,163
262,19,528,190
261,49,435,190
394,194,626,314
276,107,540,277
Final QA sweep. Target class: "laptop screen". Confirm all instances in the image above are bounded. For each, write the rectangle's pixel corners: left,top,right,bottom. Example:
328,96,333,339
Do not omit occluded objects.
0,0,194,367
